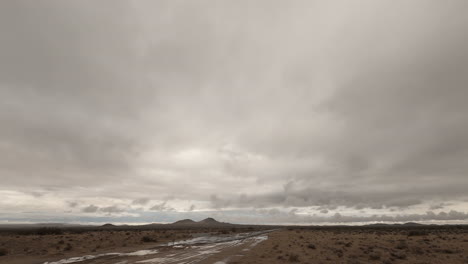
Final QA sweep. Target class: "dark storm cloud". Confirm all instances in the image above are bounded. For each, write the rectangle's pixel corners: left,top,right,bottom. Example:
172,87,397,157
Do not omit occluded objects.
278,210,468,224
150,202,174,212
132,198,150,205
1,0,468,223
100,206,125,214
82,205,99,213
0,0,148,188
81,204,125,214
67,201,78,208
208,180,465,210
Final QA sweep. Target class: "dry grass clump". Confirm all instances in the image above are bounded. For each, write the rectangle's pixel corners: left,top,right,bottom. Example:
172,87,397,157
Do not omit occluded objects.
408,230,428,236
369,251,381,260
36,227,63,236
141,236,157,243
288,253,299,262
395,240,408,250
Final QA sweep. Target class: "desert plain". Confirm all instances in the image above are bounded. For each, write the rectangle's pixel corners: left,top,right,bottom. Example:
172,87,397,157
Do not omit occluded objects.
0,220,467,264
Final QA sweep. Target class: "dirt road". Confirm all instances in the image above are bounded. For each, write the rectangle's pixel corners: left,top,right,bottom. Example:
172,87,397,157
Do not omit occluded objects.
43,230,273,264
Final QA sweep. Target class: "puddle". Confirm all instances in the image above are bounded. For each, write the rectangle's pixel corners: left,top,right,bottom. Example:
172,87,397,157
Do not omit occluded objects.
162,230,272,246
43,250,160,264
43,230,274,264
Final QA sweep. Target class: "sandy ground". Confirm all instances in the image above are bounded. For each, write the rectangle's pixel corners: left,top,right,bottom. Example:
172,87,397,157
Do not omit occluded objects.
0,229,235,264
238,228,468,264
1,227,467,264
38,231,271,264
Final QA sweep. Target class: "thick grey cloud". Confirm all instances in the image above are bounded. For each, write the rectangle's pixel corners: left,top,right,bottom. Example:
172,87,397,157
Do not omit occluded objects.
81,204,125,215
150,202,174,212
0,0,468,224
132,198,150,206
248,210,468,224
82,205,99,213
100,206,125,214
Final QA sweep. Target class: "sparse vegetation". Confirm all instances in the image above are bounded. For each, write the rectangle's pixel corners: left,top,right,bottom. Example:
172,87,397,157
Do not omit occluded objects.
395,240,408,249
347,259,363,264
391,251,407,260
0,225,467,263
411,246,424,255
141,236,157,243
369,251,381,260
36,227,63,235
440,248,456,254
408,230,428,236
64,243,72,251
288,253,299,262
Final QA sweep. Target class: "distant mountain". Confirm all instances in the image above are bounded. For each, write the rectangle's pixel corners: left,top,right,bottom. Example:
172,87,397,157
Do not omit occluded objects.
364,222,426,227
170,218,230,226
198,218,219,225
365,223,391,227
172,219,197,225
402,222,424,226
101,223,116,227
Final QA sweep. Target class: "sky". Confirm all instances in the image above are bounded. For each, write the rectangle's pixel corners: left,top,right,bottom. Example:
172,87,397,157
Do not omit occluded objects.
1,0,468,225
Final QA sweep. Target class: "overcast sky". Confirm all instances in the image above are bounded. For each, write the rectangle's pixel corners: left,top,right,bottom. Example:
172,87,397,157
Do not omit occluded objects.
1,0,468,225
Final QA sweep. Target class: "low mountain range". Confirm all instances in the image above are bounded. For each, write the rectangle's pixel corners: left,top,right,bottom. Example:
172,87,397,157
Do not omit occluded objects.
171,217,230,226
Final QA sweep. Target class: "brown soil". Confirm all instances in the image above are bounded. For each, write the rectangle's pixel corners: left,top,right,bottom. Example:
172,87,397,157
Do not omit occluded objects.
0,229,220,264
1,227,467,264
236,228,468,264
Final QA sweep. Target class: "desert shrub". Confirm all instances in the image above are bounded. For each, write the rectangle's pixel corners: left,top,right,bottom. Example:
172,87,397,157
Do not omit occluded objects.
307,243,316,249
369,252,381,260
288,254,299,262
0,248,7,256
440,249,455,254
408,230,428,236
395,240,407,250
411,246,424,255
64,243,73,251
69,229,86,234
141,236,157,243
37,227,63,235
391,251,406,260
333,248,344,257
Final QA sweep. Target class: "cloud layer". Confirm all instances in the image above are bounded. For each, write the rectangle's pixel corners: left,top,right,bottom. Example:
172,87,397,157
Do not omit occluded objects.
1,0,468,224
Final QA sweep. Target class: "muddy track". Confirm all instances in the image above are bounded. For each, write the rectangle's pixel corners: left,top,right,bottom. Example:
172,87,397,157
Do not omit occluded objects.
43,230,275,264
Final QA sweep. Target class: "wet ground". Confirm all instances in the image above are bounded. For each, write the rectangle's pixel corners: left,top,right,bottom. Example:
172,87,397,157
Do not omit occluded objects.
43,230,273,264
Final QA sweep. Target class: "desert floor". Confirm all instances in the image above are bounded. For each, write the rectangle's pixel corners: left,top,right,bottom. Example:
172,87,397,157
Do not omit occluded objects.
1,226,467,264
237,227,468,264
